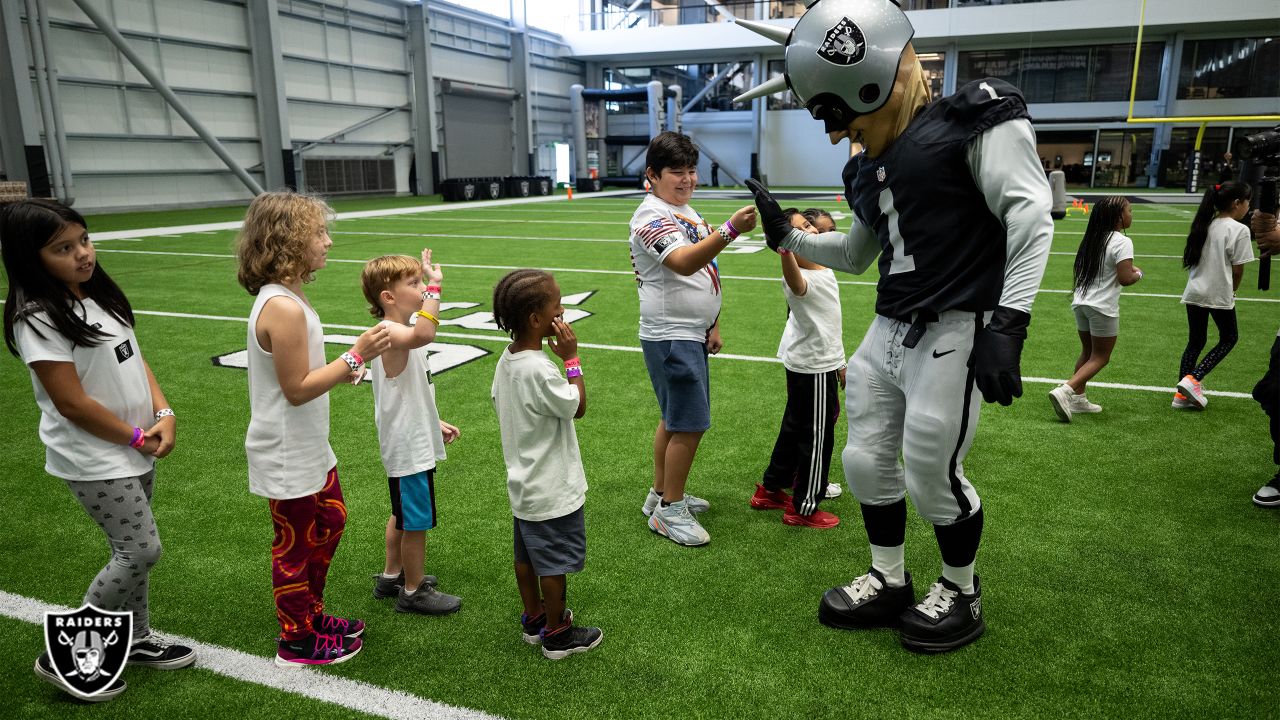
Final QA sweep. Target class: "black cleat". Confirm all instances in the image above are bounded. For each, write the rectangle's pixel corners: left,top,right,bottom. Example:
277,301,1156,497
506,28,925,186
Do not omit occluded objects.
899,576,985,653
818,568,914,629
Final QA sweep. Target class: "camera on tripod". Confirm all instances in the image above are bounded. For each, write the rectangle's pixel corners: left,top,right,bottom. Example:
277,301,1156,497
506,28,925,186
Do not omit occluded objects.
1236,125,1280,290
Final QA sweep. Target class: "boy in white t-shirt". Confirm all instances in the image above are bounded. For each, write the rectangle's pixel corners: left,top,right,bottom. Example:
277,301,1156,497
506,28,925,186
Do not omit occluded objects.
491,269,602,659
1174,181,1255,409
628,131,757,547
751,210,845,528
360,251,462,616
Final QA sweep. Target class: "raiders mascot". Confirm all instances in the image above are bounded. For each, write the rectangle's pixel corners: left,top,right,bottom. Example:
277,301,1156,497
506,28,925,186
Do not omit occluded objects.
736,0,1053,652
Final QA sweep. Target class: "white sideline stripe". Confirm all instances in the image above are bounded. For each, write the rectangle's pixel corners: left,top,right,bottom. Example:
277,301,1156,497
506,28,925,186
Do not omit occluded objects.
118,308,1254,397
0,590,502,720
91,249,1280,303
89,190,639,241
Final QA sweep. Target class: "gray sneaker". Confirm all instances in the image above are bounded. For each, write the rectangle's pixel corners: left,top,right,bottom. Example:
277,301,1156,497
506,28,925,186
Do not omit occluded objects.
648,499,710,546
394,584,461,616
641,488,710,517
372,571,436,599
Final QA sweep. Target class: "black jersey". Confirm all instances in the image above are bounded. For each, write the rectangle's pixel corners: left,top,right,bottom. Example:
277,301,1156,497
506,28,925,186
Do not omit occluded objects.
842,78,1031,321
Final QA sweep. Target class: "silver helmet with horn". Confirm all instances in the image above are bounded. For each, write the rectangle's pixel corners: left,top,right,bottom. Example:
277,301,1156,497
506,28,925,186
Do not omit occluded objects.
733,0,915,133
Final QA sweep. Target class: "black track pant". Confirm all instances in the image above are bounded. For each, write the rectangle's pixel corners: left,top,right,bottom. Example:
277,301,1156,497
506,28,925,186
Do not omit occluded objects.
762,368,840,515
1253,336,1280,465
1180,304,1238,381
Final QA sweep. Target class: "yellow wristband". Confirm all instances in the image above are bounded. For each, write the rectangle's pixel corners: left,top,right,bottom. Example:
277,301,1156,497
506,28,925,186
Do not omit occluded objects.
415,310,440,325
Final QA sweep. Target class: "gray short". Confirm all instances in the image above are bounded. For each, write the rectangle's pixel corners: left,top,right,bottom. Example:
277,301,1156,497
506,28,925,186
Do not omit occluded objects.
1073,305,1119,338
641,339,711,432
513,505,586,577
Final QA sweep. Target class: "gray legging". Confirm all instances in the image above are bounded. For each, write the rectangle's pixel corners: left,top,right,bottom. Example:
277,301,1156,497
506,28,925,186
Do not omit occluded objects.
66,470,161,638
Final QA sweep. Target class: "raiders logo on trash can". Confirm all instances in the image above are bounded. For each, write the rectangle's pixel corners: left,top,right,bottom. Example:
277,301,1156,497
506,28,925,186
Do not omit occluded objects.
817,17,866,67
43,605,132,699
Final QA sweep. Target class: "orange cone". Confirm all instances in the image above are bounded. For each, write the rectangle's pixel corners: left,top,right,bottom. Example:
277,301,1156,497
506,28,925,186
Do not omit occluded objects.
1083,203,1090,214
567,187,573,200
836,194,844,203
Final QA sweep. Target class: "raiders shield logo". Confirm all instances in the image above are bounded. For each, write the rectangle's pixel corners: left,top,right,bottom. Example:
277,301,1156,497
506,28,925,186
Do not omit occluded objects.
876,166,886,183
519,180,530,196
44,605,132,699
539,179,550,194
970,596,982,620
817,18,866,67
114,340,134,363
463,183,476,200
489,182,501,198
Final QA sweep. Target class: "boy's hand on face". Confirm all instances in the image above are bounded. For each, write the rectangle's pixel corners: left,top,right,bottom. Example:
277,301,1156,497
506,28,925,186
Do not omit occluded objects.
731,206,758,233
422,248,444,285
548,318,579,361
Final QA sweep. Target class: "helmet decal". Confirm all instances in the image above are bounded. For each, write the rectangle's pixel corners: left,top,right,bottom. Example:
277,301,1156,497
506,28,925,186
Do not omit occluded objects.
817,18,866,67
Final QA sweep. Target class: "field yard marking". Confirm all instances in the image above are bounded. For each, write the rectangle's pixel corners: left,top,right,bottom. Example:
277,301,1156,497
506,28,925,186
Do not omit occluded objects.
85,304,1254,397
91,249,1280,304
0,589,503,720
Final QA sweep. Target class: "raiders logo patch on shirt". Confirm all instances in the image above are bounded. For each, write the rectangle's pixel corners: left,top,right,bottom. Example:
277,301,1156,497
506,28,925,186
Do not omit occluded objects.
114,339,134,363
817,17,866,67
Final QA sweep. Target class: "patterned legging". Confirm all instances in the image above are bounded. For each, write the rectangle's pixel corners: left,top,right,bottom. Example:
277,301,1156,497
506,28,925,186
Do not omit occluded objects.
68,470,161,638
1180,304,1238,382
269,467,346,641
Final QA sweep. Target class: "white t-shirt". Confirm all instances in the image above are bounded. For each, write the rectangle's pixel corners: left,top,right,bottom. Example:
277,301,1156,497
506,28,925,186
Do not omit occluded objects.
1072,231,1134,317
370,330,446,478
629,193,722,342
244,284,337,500
1182,217,1255,310
491,348,586,522
14,299,155,481
778,267,846,374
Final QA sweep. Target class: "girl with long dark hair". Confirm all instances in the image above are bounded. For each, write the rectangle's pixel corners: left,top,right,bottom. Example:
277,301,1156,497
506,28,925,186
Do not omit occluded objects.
1048,196,1143,422
1174,181,1255,409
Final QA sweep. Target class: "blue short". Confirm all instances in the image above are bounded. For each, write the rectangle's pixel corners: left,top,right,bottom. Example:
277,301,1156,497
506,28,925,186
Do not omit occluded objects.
641,339,711,433
388,469,437,531
513,505,586,577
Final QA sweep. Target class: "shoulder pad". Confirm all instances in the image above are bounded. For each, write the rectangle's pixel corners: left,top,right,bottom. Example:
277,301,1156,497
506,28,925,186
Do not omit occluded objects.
943,78,1030,137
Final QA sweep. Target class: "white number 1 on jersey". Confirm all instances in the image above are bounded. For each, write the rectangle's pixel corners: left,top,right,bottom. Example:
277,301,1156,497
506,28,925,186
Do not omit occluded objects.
979,82,999,100
878,187,915,275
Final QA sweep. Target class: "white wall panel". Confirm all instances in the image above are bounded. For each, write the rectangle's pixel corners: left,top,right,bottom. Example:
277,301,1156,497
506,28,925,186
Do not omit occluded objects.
158,45,254,93
59,85,129,134
282,59,332,101
155,0,248,45
280,16,328,58
762,110,848,188
353,30,408,71
325,25,353,64
48,27,125,81
352,69,408,107
288,103,406,141
430,47,509,87
67,138,261,173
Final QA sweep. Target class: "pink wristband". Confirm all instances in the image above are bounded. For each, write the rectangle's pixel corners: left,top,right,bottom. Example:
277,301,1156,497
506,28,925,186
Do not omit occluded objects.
426,285,442,295
719,220,739,241
129,427,145,449
563,357,581,369
348,349,364,366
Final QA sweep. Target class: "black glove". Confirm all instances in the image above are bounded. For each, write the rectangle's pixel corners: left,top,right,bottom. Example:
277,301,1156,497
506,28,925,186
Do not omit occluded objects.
969,306,1030,406
745,178,791,252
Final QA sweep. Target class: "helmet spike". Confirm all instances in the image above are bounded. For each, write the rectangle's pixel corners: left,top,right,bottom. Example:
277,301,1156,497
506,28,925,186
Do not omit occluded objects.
733,74,790,104
733,18,791,46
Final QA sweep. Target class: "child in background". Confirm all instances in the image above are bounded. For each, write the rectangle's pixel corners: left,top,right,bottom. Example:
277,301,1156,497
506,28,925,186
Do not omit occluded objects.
1049,196,1143,422
3,200,196,702
629,131,757,547
360,250,462,616
491,269,602,659
751,209,845,528
1175,181,1255,409
803,208,837,234
236,191,391,667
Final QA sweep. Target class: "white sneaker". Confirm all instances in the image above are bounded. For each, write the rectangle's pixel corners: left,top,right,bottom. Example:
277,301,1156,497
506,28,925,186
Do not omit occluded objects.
1176,375,1208,408
1048,384,1074,423
1069,393,1102,414
1254,475,1280,508
824,482,843,499
1171,392,1195,409
641,488,709,517
648,499,710,546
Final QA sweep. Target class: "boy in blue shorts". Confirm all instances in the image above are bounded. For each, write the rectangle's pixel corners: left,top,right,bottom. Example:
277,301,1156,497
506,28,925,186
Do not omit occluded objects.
628,131,757,546
361,251,462,616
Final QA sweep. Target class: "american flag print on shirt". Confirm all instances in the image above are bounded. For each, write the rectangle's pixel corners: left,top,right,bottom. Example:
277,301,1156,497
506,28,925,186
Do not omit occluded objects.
636,218,684,254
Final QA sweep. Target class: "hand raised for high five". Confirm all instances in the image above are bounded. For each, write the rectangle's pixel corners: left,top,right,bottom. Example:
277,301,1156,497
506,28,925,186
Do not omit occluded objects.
745,178,791,251
421,248,443,285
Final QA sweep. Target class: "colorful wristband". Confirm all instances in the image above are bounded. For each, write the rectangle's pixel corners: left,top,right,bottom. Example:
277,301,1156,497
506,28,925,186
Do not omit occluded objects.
566,366,583,379
154,408,175,420
129,427,145,449
718,220,739,241
426,284,442,295
563,357,581,369
416,310,440,325
422,290,441,302
340,351,362,373
348,349,364,366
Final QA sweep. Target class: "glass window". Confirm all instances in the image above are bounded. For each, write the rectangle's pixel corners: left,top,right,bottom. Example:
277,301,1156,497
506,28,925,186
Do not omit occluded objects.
958,42,1163,103
1094,130,1155,187
1178,37,1280,99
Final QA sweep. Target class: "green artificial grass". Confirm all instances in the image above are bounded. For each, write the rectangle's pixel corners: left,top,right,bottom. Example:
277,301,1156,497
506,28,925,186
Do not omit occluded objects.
1,198,1277,719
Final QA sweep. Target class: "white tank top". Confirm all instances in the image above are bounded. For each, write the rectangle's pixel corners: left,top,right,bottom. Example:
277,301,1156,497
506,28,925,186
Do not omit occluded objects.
370,331,446,478
244,284,337,499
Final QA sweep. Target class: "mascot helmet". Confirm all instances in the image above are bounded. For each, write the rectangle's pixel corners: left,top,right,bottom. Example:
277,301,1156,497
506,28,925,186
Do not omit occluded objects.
734,0,915,132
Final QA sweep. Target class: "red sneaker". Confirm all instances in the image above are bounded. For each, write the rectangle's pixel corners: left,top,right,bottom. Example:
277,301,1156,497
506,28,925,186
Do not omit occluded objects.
783,508,840,529
750,484,792,511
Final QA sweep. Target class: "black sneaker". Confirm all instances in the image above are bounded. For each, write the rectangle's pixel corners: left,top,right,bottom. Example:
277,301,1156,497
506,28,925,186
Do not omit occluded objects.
540,622,603,660
275,632,361,667
394,585,461,616
372,571,437,599
899,576,985,653
1253,473,1280,508
522,609,573,645
34,651,126,702
129,634,197,669
819,568,914,629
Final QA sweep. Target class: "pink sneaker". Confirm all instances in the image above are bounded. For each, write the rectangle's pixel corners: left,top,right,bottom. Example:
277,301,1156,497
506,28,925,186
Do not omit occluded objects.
313,612,364,638
275,631,361,667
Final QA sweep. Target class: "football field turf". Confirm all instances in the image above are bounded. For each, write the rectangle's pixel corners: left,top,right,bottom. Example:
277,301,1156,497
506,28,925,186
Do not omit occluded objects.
0,194,1275,719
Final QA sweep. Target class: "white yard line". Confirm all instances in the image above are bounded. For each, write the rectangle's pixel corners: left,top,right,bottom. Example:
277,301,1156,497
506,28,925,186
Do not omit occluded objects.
0,590,502,720
93,249,1280,304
